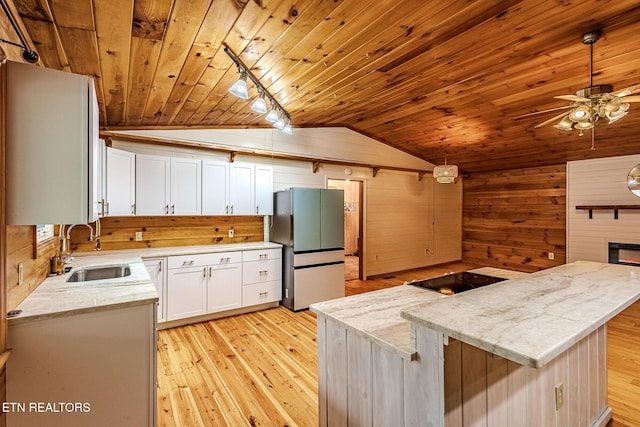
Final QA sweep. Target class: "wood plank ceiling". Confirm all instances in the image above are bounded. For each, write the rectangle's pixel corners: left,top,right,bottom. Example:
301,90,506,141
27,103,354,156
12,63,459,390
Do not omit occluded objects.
3,0,640,173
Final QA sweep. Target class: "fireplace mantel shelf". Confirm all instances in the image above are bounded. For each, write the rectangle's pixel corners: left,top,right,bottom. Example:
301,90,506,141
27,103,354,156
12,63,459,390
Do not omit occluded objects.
576,205,640,219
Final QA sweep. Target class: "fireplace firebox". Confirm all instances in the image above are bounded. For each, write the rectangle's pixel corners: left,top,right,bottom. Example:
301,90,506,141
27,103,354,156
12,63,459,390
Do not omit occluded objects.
608,243,640,266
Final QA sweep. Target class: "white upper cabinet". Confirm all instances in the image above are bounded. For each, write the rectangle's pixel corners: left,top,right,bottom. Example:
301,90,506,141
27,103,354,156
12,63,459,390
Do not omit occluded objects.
202,160,230,215
229,162,255,215
136,154,202,216
255,165,274,215
170,157,202,215
136,154,171,215
105,147,136,216
5,61,100,224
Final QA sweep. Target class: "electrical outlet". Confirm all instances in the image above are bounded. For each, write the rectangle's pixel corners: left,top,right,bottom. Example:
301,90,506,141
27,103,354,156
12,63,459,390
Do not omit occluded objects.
18,262,24,286
548,252,555,260
228,229,234,238
555,383,564,410
135,231,143,241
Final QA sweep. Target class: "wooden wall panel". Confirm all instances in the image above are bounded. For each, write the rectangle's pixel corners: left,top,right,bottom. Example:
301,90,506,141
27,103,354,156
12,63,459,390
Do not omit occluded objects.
6,226,58,311
462,165,566,272
69,216,264,252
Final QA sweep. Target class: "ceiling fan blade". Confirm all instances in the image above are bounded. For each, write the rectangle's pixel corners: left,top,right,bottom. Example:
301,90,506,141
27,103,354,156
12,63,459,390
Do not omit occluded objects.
534,111,571,128
512,104,574,119
619,95,640,102
554,94,589,102
611,84,640,97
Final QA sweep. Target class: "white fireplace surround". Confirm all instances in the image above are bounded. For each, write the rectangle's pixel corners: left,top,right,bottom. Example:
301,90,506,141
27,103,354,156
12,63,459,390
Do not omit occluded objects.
567,154,640,264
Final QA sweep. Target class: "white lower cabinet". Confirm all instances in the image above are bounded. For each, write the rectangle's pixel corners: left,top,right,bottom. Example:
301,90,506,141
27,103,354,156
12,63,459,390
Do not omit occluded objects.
242,248,282,306
144,257,167,322
166,251,243,322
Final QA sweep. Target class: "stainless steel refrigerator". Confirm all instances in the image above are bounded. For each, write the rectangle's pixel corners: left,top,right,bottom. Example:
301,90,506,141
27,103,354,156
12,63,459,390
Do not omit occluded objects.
271,188,345,311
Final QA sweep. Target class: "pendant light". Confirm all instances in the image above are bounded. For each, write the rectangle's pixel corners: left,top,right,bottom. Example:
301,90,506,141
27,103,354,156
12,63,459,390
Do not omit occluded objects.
228,70,249,99
251,90,268,114
265,102,279,123
433,137,459,184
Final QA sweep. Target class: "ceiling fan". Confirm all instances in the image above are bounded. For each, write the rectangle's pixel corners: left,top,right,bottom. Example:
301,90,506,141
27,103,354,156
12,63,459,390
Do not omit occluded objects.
519,30,640,136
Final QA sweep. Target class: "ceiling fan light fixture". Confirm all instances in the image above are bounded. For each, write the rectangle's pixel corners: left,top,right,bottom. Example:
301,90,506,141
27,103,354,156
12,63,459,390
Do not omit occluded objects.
568,105,591,122
554,116,574,131
229,71,249,99
574,120,594,130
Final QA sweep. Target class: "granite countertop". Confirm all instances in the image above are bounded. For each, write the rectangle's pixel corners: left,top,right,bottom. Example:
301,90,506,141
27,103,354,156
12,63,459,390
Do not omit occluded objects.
8,253,157,325
72,241,282,258
310,267,527,360
402,261,640,368
10,242,282,325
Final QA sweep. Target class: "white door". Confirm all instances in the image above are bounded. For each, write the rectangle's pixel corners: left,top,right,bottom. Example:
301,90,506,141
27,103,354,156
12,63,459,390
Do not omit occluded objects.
229,163,255,215
254,165,273,215
136,154,170,215
144,258,166,322
202,160,229,215
170,158,201,215
207,264,242,313
105,147,136,216
167,266,208,321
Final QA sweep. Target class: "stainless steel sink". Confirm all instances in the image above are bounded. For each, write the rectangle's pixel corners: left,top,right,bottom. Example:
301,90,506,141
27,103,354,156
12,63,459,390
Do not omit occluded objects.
66,264,131,282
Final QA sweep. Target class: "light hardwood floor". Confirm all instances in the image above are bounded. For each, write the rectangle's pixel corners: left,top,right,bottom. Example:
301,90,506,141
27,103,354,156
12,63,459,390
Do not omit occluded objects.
157,262,640,426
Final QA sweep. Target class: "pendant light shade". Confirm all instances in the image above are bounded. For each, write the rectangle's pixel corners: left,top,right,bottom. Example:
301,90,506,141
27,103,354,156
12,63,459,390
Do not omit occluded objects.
228,72,249,99
273,113,285,130
251,92,268,113
265,107,278,123
282,118,293,135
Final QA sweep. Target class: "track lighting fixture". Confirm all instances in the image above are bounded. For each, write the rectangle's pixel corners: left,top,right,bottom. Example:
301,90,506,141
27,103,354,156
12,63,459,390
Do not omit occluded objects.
0,0,39,63
224,43,293,135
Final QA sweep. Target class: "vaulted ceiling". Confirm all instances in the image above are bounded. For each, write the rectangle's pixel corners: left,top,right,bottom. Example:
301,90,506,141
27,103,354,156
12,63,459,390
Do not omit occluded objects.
3,0,640,173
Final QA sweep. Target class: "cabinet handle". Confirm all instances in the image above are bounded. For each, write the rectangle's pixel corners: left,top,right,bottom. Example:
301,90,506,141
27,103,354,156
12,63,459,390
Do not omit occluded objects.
259,253,268,260
220,257,231,263
99,199,105,217
256,205,259,214
225,205,229,214
230,205,234,214
259,292,268,297
105,201,110,216
203,267,207,278
209,267,212,278
131,204,135,215
259,270,268,276
165,205,169,214
157,261,162,273
182,260,194,266
171,205,175,214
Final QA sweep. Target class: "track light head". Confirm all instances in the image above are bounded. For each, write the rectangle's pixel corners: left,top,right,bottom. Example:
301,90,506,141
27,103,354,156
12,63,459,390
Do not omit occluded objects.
229,72,249,99
22,49,38,63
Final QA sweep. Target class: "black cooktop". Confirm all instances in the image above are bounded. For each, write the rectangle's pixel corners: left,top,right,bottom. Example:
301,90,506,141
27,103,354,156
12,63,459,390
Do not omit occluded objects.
406,272,506,295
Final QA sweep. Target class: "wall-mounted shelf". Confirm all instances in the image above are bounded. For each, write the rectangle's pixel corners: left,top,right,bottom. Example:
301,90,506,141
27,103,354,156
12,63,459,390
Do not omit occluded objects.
575,205,640,219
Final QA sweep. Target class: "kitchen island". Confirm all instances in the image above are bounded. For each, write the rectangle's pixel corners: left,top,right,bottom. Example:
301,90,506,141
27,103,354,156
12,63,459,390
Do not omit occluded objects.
311,261,640,427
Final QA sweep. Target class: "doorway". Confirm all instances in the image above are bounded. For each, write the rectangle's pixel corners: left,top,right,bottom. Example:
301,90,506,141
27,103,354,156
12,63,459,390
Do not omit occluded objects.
327,178,363,280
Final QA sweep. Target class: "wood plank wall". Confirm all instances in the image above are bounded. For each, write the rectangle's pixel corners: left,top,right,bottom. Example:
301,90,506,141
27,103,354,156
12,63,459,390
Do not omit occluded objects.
6,226,59,311
462,165,566,272
69,216,264,252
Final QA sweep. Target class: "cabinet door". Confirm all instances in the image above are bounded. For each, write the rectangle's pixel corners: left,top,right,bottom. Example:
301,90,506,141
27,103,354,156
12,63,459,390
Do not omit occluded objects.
170,158,201,215
229,163,255,215
136,154,170,215
106,147,136,216
202,160,229,215
88,89,102,222
167,266,207,321
255,165,273,215
144,258,166,322
207,264,242,313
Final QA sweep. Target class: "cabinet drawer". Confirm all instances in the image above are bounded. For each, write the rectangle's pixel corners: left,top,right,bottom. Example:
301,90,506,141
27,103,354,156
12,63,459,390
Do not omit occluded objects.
242,248,281,262
242,281,281,307
243,259,282,285
168,251,241,269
